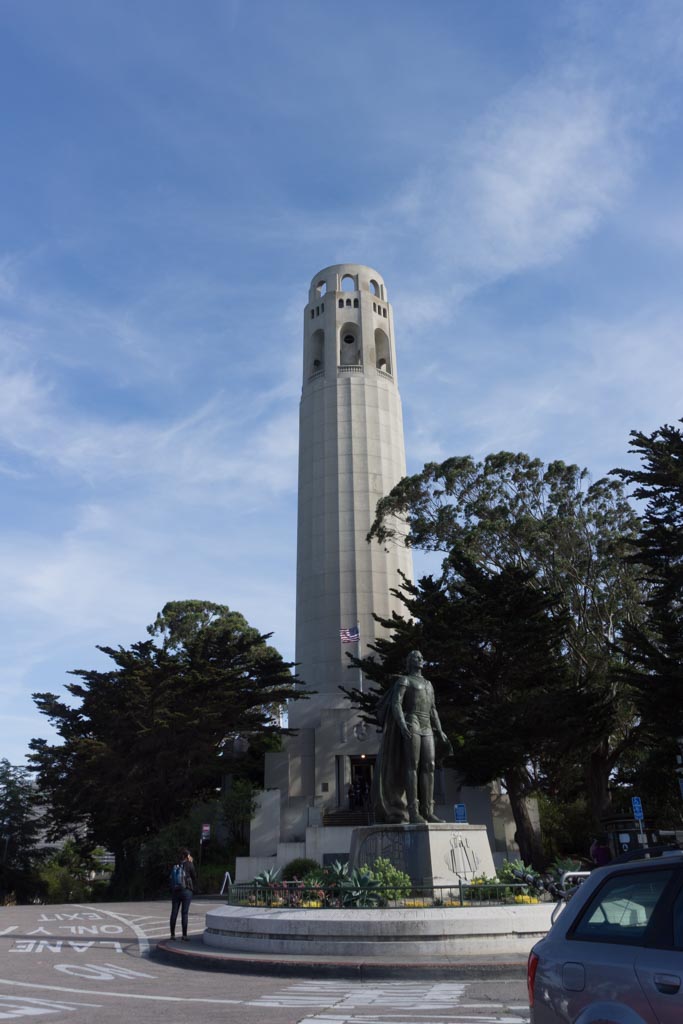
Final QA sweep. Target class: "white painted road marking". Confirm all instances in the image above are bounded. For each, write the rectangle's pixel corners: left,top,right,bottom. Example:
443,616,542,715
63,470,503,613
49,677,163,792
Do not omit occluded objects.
0,976,528,1021
0,979,241,1005
251,981,470,1009
74,905,151,956
9,941,124,955
295,1017,528,1024
0,995,101,1019
53,963,157,981
249,981,529,1022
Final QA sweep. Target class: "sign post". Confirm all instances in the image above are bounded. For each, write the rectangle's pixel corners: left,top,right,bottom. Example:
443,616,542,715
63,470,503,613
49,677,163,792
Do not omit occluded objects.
631,795,645,845
675,739,683,800
198,823,211,877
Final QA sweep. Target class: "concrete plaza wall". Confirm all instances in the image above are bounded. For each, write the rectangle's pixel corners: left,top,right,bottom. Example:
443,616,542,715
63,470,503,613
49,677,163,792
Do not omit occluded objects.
204,903,554,957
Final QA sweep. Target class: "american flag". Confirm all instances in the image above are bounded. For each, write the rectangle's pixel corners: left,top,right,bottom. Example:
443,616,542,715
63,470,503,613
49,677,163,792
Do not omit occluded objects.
340,625,360,644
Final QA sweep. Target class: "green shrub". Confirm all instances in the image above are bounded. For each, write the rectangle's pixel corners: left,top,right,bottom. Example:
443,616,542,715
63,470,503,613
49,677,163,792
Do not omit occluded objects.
36,840,104,904
198,865,229,893
321,859,349,884
462,874,511,902
548,856,584,879
253,866,281,885
87,880,111,903
341,867,382,907
365,857,411,900
538,793,593,862
318,859,349,897
495,858,540,896
38,863,92,904
281,857,321,881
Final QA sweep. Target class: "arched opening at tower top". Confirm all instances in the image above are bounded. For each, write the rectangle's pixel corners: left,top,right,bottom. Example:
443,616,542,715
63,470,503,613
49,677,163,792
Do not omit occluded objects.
341,274,356,291
339,323,361,366
311,329,324,375
316,280,327,297
375,328,391,374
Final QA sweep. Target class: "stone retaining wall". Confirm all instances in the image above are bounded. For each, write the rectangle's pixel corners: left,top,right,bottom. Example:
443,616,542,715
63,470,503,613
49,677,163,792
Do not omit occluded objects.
204,903,554,957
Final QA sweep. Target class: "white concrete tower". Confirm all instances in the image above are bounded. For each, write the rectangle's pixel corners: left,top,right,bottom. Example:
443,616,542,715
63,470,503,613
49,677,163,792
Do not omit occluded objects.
237,265,514,874
290,263,414,731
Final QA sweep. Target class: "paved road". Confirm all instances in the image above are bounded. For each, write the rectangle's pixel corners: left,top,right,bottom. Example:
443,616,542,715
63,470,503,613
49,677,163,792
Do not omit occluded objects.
0,901,530,1023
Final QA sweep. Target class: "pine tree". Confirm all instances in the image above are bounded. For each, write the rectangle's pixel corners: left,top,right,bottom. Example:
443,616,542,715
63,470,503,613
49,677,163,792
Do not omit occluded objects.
0,759,42,902
367,451,644,819
613,421,683,740
345,557,573,867
29,600,303,886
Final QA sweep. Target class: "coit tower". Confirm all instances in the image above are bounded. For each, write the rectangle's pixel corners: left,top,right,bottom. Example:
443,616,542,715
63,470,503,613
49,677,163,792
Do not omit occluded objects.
290,264,414,732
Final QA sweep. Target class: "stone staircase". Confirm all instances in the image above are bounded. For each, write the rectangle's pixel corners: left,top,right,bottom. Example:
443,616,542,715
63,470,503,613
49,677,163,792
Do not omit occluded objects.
322,809,370,827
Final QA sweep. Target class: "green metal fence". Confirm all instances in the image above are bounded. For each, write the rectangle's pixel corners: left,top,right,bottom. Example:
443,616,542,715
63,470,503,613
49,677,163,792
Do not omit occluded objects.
226,880,542,909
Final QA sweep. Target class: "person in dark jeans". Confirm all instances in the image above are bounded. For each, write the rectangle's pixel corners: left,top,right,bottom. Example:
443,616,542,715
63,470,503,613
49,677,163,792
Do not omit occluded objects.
170,848,197,941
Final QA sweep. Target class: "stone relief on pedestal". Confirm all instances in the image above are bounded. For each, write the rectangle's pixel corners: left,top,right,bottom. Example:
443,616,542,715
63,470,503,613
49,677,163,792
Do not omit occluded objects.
446,832,481,877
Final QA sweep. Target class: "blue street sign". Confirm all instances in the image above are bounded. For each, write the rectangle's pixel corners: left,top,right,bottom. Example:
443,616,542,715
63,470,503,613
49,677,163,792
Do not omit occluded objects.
631,796,644,821
454,803,467,823
679,779,683,801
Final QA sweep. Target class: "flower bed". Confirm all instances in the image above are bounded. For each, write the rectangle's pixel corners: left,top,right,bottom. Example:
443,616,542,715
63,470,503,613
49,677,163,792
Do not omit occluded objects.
232,857,548,909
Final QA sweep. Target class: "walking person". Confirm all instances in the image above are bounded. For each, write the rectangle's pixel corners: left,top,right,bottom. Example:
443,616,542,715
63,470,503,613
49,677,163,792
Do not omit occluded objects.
169,848,197,941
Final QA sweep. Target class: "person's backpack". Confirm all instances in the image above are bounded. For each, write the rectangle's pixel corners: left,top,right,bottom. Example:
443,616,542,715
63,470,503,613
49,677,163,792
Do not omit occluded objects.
170,863,188,890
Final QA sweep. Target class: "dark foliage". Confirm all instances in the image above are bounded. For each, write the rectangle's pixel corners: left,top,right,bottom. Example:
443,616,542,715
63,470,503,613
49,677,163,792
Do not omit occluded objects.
29,600,305,883
345,556,575,867
613,422,683,741
365,451,645,820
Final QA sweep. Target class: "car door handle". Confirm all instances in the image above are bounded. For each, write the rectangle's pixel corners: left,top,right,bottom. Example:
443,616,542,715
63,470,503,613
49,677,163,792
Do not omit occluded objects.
654,973,681,994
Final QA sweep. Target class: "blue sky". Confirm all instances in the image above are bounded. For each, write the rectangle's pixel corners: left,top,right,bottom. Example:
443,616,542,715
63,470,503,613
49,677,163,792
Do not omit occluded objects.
2,1,682,765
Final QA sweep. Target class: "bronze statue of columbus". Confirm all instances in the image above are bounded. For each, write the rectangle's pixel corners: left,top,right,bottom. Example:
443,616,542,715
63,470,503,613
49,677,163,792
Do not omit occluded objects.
373,650,453,824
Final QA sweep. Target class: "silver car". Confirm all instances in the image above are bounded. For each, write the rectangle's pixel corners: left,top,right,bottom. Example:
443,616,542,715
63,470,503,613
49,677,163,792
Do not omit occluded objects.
529,852,683,1023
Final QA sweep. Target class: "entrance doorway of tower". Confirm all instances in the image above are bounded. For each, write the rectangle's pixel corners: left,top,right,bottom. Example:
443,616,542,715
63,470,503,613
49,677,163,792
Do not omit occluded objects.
348,755,374,813
326,755,376,826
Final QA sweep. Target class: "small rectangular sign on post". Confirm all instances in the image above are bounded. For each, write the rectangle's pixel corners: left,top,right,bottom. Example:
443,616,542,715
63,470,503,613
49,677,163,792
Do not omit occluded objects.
631,796,644,821
201,823,211,842
454,803,467,823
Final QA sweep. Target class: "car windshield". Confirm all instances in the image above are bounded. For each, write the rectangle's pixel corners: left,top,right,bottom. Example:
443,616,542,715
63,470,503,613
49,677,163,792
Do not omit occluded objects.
571,869,673,945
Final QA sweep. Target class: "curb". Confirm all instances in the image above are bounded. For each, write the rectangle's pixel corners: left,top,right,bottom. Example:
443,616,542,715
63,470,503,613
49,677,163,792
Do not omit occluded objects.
152,938,528,980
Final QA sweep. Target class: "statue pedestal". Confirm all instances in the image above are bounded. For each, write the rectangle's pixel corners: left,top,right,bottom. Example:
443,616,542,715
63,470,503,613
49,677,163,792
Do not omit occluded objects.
348,823,496,887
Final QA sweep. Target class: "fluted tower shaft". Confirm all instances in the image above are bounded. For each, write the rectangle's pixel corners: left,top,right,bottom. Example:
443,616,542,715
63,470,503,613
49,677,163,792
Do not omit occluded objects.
291,263,414,730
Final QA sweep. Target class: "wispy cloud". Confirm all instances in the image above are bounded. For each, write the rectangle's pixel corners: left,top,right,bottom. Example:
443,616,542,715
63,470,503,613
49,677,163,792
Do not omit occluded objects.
389,73,634,293
403,306,683,476
460,80,631,275
2,0,682,766
0,363,298,496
